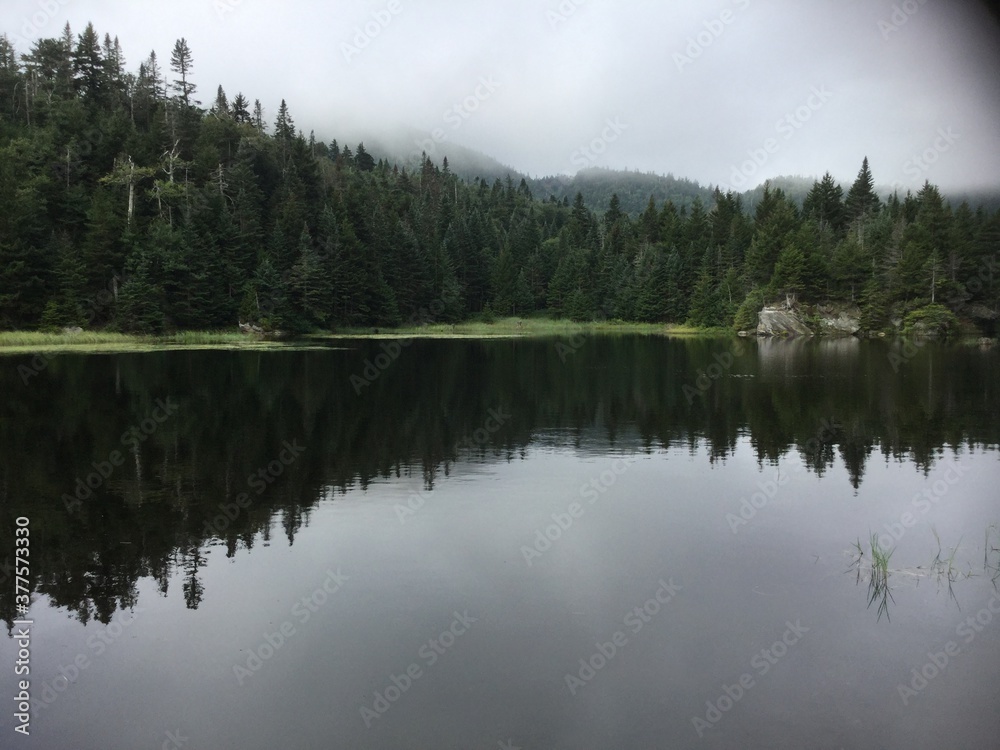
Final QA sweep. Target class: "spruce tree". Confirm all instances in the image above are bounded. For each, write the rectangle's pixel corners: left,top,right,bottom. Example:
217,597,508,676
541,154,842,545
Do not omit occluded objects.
289,224,334,328
844,157,880,229
73,23,103,101
803,172,844,232
169,38,197,106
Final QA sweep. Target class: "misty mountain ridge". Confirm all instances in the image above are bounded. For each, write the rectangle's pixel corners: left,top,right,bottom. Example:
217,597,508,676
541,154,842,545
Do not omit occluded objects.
351,132,1000,215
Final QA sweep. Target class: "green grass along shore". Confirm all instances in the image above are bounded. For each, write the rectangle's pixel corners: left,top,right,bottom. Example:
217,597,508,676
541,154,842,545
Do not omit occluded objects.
0,319,730,355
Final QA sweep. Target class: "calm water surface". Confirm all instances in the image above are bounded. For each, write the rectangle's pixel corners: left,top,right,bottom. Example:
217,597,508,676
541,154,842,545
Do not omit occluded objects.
1,336,998,749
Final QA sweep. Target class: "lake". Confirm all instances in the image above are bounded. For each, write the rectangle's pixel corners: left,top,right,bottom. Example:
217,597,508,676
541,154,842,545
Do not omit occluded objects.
1,335,998,749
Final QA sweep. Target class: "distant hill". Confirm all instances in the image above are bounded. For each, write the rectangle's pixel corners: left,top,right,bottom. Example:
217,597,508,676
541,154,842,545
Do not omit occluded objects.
332,139,716,215
735,175,817,212
326,128,527,185
528,168,715,215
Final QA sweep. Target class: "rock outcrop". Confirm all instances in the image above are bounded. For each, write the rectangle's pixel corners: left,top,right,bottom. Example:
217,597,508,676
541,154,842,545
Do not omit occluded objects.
757,307,813,337
814,303,861,336
755,302,861,337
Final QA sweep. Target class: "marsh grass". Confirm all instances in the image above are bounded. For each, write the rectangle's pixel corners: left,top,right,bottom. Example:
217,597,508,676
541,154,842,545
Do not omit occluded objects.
931,528,961,582
986,524,1000,586
1,319,735,353
848,524,1000,618
928,528,981,607
849,533,895,621
0,330,297,355
868,532,896,621
0,331,137,347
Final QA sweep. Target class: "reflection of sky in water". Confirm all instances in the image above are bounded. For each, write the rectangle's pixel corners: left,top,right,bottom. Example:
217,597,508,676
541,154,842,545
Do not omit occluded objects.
15,441,998,748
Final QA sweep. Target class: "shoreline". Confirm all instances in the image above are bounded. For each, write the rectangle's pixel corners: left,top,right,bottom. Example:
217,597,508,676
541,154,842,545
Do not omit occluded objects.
0,320,733,354
0,320,990,355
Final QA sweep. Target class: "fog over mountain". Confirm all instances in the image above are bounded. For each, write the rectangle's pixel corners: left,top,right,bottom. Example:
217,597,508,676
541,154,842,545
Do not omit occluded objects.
3,0,999,191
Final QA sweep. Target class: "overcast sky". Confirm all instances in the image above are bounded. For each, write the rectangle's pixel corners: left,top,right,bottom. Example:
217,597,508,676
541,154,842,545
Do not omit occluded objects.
4,0,1000,191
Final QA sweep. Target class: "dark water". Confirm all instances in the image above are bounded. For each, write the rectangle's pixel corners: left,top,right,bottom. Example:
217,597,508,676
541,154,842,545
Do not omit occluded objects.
1,336,998,749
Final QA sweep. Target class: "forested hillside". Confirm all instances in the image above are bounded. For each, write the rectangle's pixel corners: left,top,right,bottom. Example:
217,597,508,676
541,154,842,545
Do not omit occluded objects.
530,168,714,215
1,25,998,334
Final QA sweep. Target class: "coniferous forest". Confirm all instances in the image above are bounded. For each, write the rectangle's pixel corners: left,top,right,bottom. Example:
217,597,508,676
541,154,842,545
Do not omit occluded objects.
1,25,998,334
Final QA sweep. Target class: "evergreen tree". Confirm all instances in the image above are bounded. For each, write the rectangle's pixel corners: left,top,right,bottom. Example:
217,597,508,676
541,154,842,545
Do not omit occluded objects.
73,23,103,101
687,256,722,328
169,38,196,106
355,142,375,172
844,157,880,232
803,172,844,232
288,225,333,328
246,257,289,329
273,99,294,141
770,243,807,306
0,19,997,336
210,85,229,117
831,238,867,301
117,248,164,333
230,92,250,123
252,99,264,131
634,246,671,322
40,231,87,328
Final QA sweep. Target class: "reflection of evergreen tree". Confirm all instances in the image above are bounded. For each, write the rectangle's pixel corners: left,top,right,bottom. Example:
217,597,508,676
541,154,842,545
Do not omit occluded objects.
182,548,205,610
1,338,996,630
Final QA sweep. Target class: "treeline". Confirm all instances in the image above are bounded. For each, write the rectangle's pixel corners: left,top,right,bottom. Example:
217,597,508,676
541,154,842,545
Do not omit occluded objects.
1,25,998,333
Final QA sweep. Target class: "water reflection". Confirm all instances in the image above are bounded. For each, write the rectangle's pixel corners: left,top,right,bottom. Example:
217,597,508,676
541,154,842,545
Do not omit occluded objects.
1,336,997,628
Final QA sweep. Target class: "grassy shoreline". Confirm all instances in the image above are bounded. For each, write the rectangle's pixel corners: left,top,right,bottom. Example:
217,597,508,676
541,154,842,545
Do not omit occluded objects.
318,318,731,339
0,319,732,354
0,330,295,355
